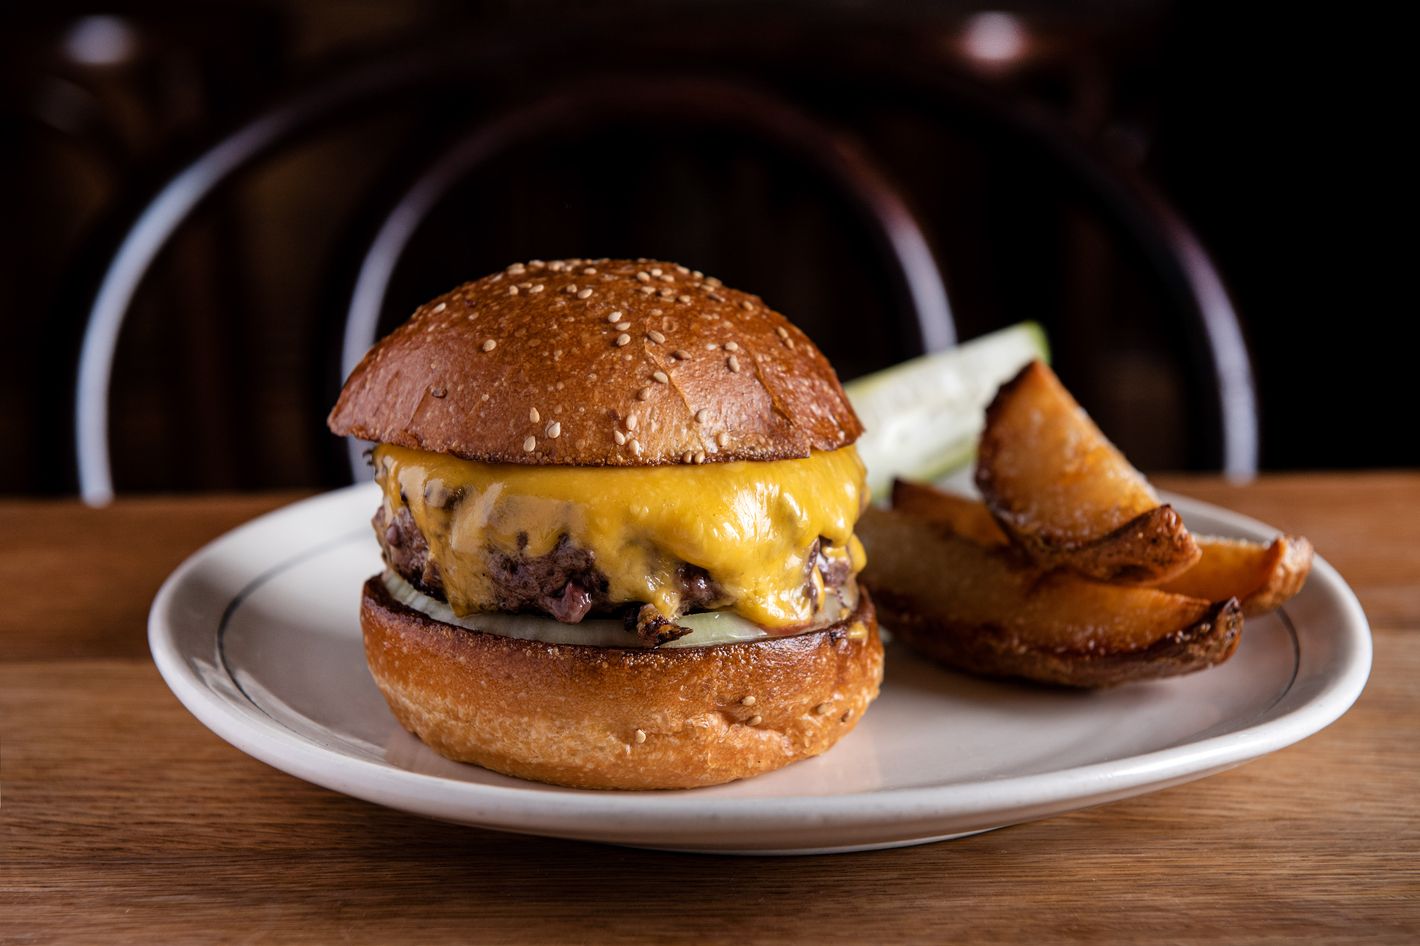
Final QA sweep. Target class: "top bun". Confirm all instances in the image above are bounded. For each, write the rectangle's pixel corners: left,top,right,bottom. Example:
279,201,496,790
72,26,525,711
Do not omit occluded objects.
328,259,863,466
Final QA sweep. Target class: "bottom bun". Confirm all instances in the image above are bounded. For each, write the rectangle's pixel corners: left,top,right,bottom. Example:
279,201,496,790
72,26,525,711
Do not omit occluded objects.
361,577,882,790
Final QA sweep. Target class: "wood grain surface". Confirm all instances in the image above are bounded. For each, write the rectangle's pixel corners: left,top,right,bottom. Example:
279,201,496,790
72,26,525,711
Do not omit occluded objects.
2,474,1417,944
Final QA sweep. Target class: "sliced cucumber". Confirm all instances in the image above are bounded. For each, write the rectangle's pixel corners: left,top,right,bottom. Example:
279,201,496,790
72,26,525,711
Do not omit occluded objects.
846,322,1049,498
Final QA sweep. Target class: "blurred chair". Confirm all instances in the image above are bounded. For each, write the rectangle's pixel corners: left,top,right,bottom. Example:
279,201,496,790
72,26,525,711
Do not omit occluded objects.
68,23,1257,504
338,77,957,479
1,7,288,496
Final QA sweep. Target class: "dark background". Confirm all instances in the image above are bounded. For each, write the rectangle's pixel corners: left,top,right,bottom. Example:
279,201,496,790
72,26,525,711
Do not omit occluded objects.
1,1,1408,495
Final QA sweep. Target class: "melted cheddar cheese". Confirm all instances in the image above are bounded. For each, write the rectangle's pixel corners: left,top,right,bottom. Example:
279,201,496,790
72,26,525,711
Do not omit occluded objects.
374,444,868,629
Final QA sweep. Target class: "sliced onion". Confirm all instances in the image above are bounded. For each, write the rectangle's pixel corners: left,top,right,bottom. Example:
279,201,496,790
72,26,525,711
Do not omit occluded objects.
380,571,852,649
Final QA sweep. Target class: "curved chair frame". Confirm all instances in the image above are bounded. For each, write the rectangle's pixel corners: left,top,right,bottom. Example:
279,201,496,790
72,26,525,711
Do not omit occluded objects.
341,77,956,479
74,42,1257,504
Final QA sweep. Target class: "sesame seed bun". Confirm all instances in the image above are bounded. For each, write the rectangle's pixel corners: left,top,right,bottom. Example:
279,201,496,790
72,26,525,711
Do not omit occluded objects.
327,259,863,465
360,577,883,790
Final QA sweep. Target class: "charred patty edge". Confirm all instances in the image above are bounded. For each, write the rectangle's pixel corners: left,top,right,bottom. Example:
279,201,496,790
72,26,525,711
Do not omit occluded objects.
372,504,856,630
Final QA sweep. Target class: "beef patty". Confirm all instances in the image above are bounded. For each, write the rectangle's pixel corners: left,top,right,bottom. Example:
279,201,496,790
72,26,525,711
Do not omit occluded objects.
374,505,853,636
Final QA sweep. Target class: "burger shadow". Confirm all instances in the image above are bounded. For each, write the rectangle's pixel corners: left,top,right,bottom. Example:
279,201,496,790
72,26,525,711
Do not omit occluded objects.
277,644,1113,919
277,784,1019,936
260,651,1164,934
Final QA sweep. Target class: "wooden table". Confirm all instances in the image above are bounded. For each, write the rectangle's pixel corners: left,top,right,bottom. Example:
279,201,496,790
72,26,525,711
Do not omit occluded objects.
3,474,1417,944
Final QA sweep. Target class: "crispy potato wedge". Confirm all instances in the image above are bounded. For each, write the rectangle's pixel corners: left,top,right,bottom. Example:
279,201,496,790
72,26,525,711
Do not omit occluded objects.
891,478,1007,546
1160,534,1314,616
975,360,1200,584
858,506,1242,687
893,478,1312,618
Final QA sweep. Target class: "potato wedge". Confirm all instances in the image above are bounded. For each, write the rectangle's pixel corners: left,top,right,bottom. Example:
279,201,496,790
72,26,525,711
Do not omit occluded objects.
858,506,1242,687
1160,534,1314,616
975,360,1200,584
891,478,1007,546
891,478,1312,618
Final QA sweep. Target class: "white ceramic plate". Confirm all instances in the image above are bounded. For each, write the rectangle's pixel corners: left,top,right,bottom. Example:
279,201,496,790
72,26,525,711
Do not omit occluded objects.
149,482,1371,854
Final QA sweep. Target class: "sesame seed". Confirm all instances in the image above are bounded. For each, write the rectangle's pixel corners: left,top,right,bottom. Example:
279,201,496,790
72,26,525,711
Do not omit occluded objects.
741,300,754,310
546,421,561,439
616,321,631,331
613,430,626,445
607,310,624,322
639,286,656,295
615,333,631,347
707,292,724,302
634,729,646,744
647,329,666,343
508,286,519,296
747,715,763,726
692,270,704,279
433,302,447,313
482,339,497,352
650,267,662,276
775,326,789,338
677,294,691,304
529,259,545,268
659,288,675,298
507,263,526,274
694,450,706,464
659,274,674,283
652,370,669,384
814,702,833,715
650,308,664,316
716,431,730,448
724,341,739,352
707,343,719,351
727,355,740,373
636,271,652,283
695,409,710,424
583,267,597,275
523,436,536,452
682,451,693,463
630,438,643,455
625,414,638,430
741,695,757,706
672,349,690,360
577,288,593,299
675,265,690,274
564,284,578,295
529,284,545,293
529,407,540,423
705,276,722,287
637,387,652,401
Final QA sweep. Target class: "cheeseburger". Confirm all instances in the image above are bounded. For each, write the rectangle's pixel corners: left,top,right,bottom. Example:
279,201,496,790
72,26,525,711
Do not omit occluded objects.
328,259,881,789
